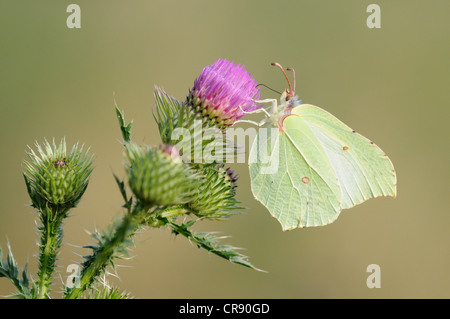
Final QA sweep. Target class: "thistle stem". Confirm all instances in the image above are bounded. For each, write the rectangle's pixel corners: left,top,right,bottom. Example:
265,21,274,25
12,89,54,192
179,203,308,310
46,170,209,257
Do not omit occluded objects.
64,203,150,299
36,206,67,299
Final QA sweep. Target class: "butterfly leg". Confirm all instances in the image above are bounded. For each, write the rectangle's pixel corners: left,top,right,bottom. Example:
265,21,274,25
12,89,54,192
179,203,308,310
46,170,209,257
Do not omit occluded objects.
239,105,271,118
253,98,278,114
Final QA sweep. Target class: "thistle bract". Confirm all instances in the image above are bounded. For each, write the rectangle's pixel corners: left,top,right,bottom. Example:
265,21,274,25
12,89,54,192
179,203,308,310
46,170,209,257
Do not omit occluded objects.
188,165,240,220
125,143,200,206
186,58,261,128
23,139,93,210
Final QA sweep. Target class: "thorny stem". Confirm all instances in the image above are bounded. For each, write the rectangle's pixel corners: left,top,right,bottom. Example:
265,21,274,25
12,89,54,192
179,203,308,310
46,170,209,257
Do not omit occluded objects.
36,205,68,299
63,203,151,299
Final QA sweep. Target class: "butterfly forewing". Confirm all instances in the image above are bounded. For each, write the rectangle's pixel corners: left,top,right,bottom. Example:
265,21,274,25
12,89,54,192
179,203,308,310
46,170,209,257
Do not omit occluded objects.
291,104,397,209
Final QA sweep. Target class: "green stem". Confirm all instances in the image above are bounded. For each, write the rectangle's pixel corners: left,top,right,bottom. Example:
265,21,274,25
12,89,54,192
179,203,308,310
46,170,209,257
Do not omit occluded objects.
36,206,67,299
64,203,150,299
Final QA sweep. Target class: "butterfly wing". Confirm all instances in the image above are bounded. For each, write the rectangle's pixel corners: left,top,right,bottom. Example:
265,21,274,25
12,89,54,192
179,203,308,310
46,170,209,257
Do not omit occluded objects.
249,118,342,230
249,103,397,230
290,104,397,209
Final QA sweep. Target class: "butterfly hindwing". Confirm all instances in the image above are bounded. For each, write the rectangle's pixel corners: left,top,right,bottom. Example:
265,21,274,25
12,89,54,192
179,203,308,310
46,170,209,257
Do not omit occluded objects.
249,117,342,230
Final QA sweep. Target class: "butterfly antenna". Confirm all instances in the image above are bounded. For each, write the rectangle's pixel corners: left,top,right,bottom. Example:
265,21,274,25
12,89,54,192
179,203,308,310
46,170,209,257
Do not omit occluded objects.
286,67,296,96
256,83,282,95
271,62,294,100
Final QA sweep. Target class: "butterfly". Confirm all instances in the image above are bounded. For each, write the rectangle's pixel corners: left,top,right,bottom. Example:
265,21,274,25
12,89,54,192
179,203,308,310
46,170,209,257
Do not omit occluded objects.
242,63,397,230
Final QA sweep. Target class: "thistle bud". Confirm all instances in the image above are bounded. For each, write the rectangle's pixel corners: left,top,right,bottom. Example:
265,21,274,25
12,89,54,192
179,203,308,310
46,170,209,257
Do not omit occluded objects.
187,165,241,220
23,139,93,210
125,143,199,206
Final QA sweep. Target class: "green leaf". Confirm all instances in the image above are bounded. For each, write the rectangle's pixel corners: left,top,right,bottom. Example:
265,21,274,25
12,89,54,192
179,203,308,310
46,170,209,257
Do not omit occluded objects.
165,219,264,272
114,99,133,143
0,244,33,298
113,174,132,210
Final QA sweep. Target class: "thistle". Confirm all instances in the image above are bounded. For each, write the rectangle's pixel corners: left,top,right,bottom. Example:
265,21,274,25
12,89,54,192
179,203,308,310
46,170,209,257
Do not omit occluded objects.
23,138,93,210
23,138,93,298
186,58,261,129
155,59,260,164
2,60,264,300
125,143,200,206
188,166,241,220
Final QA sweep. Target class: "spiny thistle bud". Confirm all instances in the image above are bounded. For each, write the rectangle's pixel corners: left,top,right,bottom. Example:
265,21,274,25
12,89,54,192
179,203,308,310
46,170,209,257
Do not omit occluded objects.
187,165,241,220
186,58,261,129
23,139,94,210
125,143,200,206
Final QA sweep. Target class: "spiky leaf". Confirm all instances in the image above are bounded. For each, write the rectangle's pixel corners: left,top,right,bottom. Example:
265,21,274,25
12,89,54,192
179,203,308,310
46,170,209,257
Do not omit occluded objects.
115,100,133,143
165,219,263,272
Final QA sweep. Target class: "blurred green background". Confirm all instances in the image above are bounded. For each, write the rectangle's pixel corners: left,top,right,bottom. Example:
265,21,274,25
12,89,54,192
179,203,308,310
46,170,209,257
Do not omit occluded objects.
1,0,449,298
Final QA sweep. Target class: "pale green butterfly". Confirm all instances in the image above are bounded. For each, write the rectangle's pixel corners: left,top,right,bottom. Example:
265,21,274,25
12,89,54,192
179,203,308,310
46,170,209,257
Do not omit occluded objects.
241,63,397,231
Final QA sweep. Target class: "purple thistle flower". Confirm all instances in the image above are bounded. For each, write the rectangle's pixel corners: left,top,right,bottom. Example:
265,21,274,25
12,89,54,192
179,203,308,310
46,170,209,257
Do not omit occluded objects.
187,59,261,127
